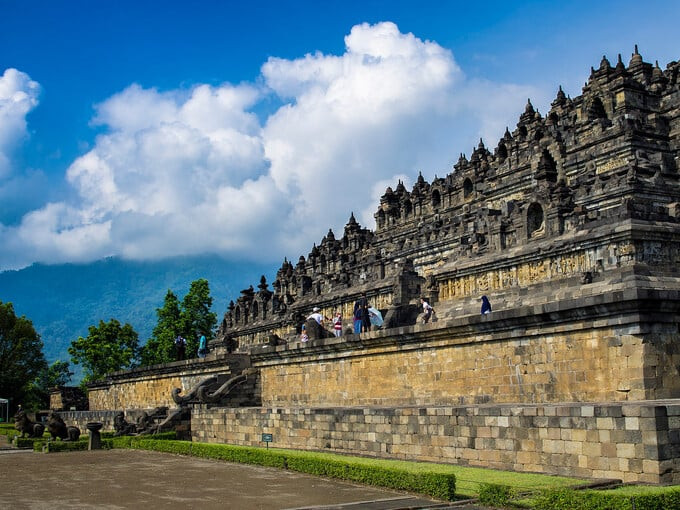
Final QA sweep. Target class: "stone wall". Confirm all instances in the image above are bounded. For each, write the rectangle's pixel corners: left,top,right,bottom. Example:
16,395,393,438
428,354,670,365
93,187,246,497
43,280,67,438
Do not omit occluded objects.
191,400,680,484
252,286,680,407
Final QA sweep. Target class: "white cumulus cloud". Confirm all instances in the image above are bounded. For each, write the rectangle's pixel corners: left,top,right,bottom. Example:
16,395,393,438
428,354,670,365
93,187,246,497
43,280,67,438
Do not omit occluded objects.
0,22,544,270
0,68,40,178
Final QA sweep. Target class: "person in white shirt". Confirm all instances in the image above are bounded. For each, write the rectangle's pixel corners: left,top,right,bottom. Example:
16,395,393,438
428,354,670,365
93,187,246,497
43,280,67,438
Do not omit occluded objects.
420,297,434,324
308,307,324,325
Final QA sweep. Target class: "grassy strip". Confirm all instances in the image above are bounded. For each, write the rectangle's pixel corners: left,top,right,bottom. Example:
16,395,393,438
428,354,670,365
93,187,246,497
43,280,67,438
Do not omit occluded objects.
123,440,456,501
529,486,680,510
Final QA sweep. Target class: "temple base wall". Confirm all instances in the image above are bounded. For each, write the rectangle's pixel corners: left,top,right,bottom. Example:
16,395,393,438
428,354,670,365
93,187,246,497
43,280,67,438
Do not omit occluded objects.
191,401,680,484
253,288,680,407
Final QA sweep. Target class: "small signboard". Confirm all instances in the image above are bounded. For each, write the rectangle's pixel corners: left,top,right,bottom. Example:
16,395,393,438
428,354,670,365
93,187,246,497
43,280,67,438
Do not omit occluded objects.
262,433,273,448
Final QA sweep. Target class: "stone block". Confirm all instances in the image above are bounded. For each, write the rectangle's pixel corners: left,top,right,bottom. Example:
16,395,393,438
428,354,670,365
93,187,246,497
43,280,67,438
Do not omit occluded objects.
624,416,640,430
617,443,637,459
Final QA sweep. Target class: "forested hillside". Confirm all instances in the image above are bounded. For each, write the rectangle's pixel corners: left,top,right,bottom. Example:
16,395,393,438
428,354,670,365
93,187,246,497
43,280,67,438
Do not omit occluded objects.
0,256,275,365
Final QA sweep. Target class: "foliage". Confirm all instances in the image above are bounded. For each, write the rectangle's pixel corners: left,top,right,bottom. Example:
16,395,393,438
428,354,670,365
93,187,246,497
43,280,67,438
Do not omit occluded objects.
68,319,139,383
532,486,680,510
0,301,48,413
138,279,217,366
139,290,181,366
23,360,74,410
14,434,48,448
478,483,514,507
0,422,17,435
110,431,177,448
34,438,114,452
178,278,217,356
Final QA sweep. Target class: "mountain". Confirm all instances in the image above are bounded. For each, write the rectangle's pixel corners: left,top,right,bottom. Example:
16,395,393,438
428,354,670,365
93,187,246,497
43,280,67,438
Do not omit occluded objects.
0,255,276,371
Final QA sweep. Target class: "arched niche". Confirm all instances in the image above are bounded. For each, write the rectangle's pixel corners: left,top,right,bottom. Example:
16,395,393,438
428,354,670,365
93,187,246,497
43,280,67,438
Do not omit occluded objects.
463,178,473,199
497,143,508,160
527,202,545,238
432,189,441,209
402,200,412,218
587,96,608,120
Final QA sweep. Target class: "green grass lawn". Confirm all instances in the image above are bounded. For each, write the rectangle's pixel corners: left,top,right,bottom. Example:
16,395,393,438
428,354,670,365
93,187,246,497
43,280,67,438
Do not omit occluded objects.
267,448,584,499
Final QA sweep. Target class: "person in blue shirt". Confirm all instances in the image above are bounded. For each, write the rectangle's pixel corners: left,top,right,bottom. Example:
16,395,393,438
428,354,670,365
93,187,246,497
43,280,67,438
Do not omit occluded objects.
197,334,207,358
481,295,492,315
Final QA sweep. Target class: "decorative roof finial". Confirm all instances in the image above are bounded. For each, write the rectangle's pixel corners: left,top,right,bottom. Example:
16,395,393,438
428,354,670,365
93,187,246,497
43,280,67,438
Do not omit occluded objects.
599,55,611,71
629,45,643,67
615,53,626,74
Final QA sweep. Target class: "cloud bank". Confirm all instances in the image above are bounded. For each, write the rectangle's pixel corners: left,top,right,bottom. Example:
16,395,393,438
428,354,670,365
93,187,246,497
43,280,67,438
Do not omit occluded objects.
0,68,40,177
0,22,543,271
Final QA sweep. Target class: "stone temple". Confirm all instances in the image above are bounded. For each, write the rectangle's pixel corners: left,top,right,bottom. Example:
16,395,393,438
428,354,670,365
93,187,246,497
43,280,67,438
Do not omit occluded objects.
65,48,680,484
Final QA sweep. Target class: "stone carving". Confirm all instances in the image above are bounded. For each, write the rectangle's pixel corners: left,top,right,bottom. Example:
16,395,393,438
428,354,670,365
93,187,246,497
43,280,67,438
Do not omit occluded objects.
172,375,220,405
13,409,45,438
151,407,187,434
46,412,81,441
113,411,137,436
112,407,180,436
172,369,259,406
135,407,168,435
195,368,258,404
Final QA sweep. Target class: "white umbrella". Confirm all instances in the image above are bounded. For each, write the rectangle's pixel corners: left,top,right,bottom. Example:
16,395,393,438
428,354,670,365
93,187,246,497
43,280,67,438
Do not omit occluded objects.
368,307,383,327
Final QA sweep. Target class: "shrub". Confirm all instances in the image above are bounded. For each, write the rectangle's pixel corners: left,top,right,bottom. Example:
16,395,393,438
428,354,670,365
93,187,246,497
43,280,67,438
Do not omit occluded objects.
33,437,114,453
533,487,680,510
478,483,514,507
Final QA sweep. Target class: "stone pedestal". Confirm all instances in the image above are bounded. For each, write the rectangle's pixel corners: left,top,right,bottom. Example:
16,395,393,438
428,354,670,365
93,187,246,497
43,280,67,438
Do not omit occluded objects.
87,421,103,450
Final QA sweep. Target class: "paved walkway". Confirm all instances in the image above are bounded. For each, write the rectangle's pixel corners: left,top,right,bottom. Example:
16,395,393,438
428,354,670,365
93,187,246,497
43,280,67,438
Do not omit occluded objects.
0,448,456,509
0,435,488,509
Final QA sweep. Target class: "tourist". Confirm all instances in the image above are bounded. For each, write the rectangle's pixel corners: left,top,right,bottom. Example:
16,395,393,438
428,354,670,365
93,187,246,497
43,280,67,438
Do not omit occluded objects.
332,311,343,337
481,295,492,315
300,324,309,342
308,307,323,325
421,297,434,324
353,298,363,334
175,335,186,360
359,294,371,332
197,333,207,358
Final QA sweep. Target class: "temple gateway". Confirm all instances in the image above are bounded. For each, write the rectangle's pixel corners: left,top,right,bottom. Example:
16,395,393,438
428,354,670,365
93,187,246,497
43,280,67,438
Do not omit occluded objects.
72,48,680,484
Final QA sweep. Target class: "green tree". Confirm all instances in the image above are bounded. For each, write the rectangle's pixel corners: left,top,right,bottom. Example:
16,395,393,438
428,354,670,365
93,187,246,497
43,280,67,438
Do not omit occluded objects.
24,360,74,410
139,290,181,366
179,278,217,356
68,319,139,384
0,301,48,413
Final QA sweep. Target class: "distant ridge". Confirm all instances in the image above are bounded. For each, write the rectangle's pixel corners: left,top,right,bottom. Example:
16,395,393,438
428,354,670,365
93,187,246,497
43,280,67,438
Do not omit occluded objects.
0,255,276,369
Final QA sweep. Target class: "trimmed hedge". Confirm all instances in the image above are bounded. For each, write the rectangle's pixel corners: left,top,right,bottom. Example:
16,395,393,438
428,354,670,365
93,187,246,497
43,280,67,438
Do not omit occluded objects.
478,483,514,507
14,435,49,448
534,487,680,510
110,431,177,449
121,440,456,501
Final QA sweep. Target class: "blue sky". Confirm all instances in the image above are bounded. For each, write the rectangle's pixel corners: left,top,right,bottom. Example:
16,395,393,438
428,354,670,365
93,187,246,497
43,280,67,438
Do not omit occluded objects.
2,0,679,271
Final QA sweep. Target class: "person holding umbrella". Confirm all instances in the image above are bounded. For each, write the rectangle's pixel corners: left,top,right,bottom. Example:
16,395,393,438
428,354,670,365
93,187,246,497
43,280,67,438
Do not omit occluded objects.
368,306,383,328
